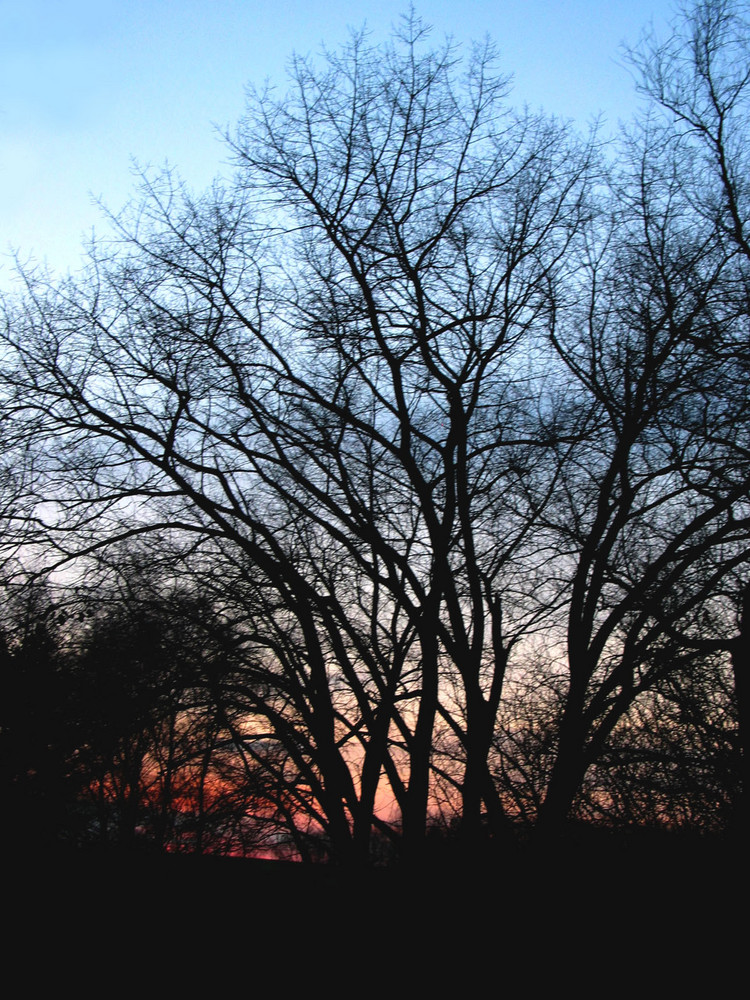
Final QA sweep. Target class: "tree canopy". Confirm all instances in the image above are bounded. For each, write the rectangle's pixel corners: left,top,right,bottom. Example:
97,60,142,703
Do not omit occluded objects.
2,1,749,862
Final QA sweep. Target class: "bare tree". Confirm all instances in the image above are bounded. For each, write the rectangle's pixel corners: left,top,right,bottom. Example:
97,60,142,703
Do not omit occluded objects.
535,0,750,834
3,3,748,860
0,16,599,860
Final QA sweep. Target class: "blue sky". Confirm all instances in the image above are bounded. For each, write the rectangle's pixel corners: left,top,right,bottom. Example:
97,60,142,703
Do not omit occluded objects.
1,1,677,285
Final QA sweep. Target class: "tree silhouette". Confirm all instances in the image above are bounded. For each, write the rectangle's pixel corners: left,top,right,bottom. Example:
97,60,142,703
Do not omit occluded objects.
1,2,748,860
0,583,80,848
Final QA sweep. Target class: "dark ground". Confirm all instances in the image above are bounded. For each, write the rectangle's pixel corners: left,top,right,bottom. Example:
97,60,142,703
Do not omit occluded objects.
3,831,745,991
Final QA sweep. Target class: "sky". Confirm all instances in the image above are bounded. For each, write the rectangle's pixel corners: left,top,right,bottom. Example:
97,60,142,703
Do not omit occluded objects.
1,0,678,287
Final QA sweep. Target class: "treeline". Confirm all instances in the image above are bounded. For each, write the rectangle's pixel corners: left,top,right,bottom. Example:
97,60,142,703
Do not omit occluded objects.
1,1,749,862
0,561,304,857
1,547,741,858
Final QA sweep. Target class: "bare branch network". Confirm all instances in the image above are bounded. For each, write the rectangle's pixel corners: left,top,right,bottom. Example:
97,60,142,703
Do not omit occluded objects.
2,2,749,861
